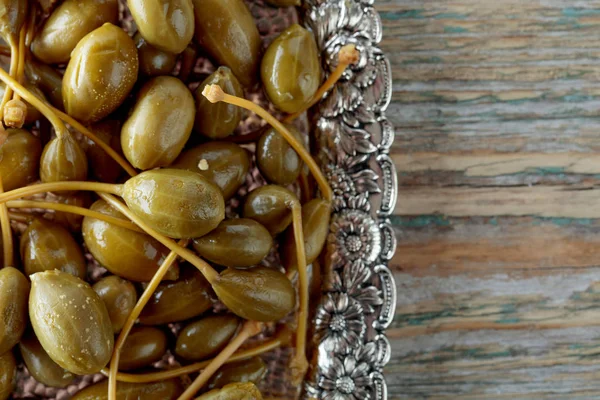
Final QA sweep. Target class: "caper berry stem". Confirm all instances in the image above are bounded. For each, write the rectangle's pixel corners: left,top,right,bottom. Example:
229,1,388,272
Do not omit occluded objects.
14,21,26,94
177,320,263,400
290,202,309,384
108,238,189,400
5,26,27,128
0,176,13,267
98,193,220,283
51,107,138,177
0,67,69,138
13,24,28,85
4,22,27,128
202,84,333,202
101,327,292,383
6,200,142,232
282,44,359,123
0,181,122,204
0,41,19,119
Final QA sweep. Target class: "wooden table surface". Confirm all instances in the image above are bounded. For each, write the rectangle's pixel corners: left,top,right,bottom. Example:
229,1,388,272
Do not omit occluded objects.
377,1,600,398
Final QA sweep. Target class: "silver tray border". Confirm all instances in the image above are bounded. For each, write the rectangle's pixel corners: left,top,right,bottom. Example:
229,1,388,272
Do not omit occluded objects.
302,0,397,398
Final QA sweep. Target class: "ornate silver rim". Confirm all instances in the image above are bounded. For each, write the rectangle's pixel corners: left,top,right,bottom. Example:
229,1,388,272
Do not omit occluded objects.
301,0,397,398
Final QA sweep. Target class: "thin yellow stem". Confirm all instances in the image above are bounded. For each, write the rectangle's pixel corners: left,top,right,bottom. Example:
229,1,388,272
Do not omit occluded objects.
177,321,263,400
108,239,188,400
283,44,359,123
52,107,138,177
0,40,19,119
289,202,308,384
6,200,142,232
14,22,27,97
3,25,28,128
0,176,13,267
101,329,291,383
202,85,333,202
0,67,68,138
0,181,121,205
98,193,220,284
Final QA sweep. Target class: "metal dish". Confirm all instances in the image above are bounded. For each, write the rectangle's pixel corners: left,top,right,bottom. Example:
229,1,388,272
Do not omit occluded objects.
14,0,396,398
301,0,396,399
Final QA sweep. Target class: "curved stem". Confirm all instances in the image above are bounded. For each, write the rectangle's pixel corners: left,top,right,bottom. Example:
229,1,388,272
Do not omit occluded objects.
101,328,291,383
3,25,28,128
5,200,142,232
289,202,308,384
0,181,121,205
0,40,19,119
14,22,27,99
0,67,68,138
108,239,188,400
202,85,333,202
176,321,263,400
98,193,219,284
0,176,13,267
282,44,359,123
52,107,138,177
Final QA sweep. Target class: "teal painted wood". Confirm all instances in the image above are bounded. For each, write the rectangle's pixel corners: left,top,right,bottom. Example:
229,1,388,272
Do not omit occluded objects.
381,1,600,398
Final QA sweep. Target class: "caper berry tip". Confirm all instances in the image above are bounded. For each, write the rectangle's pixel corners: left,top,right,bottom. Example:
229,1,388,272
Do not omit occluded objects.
203,84,225,103
3,98,26,128
339,44,359,65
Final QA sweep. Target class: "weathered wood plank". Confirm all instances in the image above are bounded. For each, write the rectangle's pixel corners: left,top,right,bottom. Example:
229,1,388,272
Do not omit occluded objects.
395,152,600,176
386,327,600,399
388,219,600,398
396,170,596,188
393,216,600,275
377,0,600,398
395,186,600,217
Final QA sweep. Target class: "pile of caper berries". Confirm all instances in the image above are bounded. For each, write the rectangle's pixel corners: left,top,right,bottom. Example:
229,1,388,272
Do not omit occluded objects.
0,0,358,399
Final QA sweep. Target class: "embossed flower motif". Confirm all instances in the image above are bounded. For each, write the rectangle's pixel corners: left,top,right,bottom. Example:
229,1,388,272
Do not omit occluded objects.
315,293,366,353
325,163,357,198
329,207,381,267
316,118,377,175
318,349,373,400
314,32,389,120
305,0,379,48
324,158,380,211
332,260,383,314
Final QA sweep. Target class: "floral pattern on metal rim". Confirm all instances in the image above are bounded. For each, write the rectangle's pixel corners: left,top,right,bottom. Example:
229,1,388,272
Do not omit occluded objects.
303,0,396,398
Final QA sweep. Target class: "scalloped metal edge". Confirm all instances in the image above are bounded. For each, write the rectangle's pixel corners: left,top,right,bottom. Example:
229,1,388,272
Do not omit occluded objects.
302,0,397,397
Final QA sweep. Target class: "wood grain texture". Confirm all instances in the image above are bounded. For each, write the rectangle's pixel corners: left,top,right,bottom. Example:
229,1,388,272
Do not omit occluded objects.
379,1,600,398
